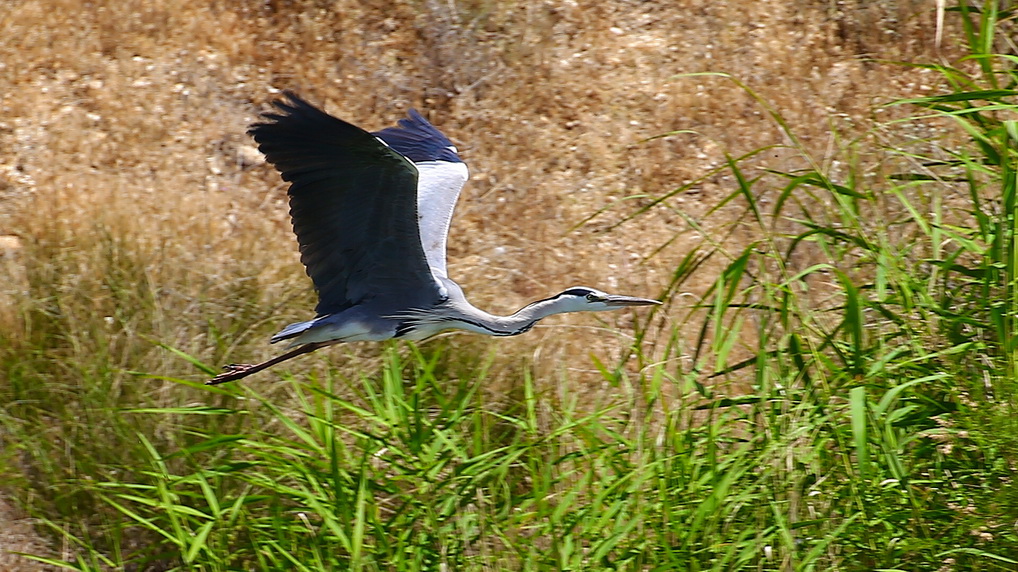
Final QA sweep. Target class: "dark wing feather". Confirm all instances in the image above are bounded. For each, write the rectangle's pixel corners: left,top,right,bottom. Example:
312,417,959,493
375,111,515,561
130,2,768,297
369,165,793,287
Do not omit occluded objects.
249,92,443,316
372,109,463,164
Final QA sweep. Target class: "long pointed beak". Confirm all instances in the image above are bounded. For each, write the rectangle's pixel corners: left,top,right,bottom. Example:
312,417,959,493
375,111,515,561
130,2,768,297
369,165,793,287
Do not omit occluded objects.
604,294,662,307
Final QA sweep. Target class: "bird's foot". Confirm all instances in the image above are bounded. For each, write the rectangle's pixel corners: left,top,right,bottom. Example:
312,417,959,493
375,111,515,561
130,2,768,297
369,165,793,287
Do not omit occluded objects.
206,363,256,385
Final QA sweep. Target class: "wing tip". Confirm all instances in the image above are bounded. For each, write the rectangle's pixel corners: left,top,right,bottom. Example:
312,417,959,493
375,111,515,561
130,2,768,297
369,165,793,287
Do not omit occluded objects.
248,91,329,134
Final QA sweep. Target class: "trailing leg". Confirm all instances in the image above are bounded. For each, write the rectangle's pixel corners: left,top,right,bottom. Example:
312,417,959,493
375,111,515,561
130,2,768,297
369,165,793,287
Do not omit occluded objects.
206,341,332,385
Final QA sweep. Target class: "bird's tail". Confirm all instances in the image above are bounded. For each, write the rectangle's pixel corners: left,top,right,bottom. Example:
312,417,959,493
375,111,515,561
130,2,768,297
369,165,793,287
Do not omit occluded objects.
269,319,315,344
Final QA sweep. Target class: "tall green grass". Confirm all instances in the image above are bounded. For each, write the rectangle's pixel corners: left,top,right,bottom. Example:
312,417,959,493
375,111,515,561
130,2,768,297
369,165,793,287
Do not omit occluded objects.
5,2,1018,570
24,347,876,571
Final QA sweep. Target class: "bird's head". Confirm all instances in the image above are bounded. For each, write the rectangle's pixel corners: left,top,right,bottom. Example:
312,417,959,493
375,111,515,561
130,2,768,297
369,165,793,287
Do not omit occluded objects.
551,287,661,313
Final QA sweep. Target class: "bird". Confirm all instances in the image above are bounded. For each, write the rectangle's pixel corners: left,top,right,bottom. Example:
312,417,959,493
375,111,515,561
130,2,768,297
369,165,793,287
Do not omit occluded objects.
207,92,659,385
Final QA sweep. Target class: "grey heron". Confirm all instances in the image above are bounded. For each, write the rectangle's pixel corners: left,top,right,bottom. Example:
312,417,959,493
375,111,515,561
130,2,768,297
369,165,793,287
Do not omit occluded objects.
208,92,659,385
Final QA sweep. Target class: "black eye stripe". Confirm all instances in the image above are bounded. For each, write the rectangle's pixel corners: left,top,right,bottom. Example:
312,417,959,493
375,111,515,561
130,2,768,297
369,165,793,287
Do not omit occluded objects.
559,288,594,298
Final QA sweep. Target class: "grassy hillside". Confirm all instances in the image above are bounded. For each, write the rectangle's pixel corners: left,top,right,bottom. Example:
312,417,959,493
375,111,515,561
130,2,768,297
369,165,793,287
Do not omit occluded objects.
0,0,947,386
2,0,1017,569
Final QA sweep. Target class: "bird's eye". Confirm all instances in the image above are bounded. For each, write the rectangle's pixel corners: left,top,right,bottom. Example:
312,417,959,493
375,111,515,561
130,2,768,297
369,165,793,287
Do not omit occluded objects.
585,293,598,301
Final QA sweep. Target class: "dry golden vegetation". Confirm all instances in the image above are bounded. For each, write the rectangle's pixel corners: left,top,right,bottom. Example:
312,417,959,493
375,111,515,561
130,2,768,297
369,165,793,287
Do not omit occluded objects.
0,0,959,565
0,0,949,377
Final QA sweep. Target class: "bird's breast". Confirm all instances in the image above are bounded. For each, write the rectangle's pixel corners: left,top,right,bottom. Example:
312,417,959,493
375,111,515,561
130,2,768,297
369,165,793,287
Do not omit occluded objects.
288,318,396,346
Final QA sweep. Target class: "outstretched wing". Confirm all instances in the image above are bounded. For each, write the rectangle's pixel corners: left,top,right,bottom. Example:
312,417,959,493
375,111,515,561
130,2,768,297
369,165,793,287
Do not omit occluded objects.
249,92,444,316
373,110,469,280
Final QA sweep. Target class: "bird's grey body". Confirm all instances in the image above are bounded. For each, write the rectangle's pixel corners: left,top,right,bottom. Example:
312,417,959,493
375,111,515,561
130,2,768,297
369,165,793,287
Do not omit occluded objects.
208,93,658,384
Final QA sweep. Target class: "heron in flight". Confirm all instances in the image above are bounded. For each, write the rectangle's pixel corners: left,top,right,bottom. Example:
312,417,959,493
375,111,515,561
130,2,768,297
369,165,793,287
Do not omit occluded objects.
208,92,659,384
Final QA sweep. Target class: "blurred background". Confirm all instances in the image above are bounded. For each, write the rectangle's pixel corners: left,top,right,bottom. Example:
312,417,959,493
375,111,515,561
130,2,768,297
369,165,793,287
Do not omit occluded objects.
7,1,1012,569
0,0,945,387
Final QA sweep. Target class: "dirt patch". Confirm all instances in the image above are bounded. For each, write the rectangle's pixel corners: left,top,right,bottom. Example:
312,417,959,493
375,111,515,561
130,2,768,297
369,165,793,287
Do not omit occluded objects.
0,496,53,570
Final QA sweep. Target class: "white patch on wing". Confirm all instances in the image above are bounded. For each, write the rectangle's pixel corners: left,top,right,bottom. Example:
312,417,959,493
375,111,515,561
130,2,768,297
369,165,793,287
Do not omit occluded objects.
415,159,469,282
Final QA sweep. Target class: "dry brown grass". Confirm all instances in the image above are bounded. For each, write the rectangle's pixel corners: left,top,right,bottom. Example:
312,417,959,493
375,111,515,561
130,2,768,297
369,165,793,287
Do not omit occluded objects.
0,0,957,557
0,0,951,360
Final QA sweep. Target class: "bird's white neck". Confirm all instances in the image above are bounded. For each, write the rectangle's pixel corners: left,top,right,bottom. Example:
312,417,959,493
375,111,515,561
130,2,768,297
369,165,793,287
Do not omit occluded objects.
463,297,571,336
399,295,584,340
